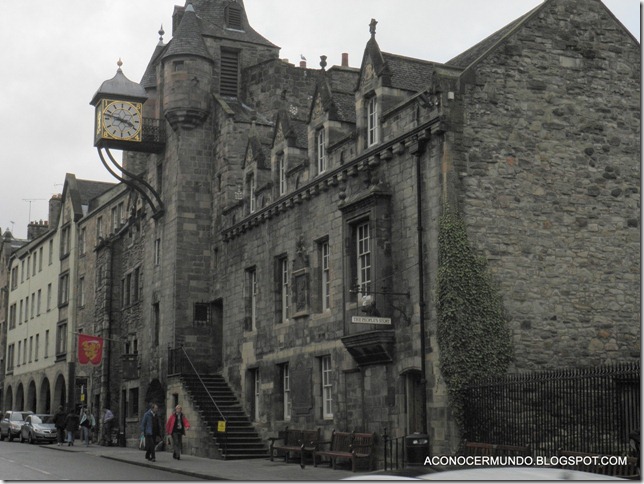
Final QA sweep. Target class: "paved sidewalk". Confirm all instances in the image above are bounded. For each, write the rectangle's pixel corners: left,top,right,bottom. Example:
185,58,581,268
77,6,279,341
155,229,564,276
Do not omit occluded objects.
42,443,367,480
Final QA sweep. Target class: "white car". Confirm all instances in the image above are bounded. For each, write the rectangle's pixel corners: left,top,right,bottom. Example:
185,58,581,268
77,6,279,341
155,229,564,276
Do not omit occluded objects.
0,411,34,442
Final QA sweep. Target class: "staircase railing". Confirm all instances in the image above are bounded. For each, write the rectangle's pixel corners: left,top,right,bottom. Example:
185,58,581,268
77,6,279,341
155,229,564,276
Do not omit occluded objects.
168,345,228,456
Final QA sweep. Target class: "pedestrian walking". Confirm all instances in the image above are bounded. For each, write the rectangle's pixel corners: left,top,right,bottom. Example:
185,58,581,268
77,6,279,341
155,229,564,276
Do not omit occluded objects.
79,408,96,446
64,407,80,446
102,407,114,446
53,405,67,446
141,403,160,462
165,405,190,460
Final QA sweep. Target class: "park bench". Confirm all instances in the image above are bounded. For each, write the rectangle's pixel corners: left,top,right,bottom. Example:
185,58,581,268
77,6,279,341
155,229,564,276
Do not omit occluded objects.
557,449,639,479
464,440,531,457
314,430,375,472
269,427,321,468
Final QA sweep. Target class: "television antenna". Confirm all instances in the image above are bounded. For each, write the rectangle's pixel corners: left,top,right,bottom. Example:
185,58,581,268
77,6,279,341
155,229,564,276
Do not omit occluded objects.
23,199,46,223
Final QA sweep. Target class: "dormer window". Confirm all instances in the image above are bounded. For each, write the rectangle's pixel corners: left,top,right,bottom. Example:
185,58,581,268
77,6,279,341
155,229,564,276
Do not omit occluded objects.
248,174,256,213
225,3,243,31
278,155,287,196
317,128,327,174
367,96,379,147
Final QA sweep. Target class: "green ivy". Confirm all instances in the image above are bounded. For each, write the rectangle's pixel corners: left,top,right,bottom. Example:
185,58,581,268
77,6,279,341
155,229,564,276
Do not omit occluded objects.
436,207,512,429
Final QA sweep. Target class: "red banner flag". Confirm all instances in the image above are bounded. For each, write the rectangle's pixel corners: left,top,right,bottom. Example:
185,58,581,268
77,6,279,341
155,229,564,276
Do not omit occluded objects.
78,334,104,366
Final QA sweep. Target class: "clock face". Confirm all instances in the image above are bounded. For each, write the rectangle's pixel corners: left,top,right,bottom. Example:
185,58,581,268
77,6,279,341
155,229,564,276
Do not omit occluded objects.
102,100,142,141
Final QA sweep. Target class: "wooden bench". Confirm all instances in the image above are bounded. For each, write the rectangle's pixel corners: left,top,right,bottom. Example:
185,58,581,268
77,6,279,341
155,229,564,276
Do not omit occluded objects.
464,440,531,457
269,427,321,468
314,430,375,472
557,449,639,479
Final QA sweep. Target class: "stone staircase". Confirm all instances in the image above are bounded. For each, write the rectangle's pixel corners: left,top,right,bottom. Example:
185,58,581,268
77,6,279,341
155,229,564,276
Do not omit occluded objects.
181,373,269,459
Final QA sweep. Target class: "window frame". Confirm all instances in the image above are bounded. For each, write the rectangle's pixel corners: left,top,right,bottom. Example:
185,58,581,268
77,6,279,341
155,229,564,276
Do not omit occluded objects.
321,356,333,419
367,96,379,147
316,128,327,174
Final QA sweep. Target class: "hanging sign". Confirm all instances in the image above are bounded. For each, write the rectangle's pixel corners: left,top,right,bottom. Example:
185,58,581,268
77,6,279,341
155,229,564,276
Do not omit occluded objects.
78,334,104,365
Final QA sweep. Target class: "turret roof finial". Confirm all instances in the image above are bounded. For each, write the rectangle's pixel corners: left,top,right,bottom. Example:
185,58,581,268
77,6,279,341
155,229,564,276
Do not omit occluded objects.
159,24,165,43
320,55,327,71
369,18,378,38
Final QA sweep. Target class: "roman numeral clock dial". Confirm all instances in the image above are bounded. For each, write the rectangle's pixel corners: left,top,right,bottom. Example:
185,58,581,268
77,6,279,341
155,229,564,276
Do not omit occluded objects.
102,100,142,141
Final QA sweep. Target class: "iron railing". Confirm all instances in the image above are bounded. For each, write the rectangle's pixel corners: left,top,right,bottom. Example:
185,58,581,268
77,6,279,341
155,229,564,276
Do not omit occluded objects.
462,362,640,457
382,429,406,471
168,346,228,456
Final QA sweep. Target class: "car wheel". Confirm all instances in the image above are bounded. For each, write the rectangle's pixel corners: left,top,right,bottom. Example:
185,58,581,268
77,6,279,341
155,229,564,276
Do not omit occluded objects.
28,433,34,445
8,433,14,442
0,431,4,441
19,433,24,443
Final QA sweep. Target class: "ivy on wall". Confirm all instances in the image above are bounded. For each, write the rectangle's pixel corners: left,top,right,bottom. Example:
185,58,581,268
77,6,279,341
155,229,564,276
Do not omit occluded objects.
436,207,512,428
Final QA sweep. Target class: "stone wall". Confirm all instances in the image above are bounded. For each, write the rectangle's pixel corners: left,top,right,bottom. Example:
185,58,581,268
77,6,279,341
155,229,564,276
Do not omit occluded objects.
452,0,640,371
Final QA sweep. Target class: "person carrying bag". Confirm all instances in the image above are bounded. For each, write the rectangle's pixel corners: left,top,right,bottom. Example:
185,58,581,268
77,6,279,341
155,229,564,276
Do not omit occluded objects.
165,405,190,460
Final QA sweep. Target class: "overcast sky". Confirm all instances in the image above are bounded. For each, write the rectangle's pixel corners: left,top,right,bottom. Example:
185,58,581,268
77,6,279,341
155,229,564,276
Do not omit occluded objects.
0,0,639,239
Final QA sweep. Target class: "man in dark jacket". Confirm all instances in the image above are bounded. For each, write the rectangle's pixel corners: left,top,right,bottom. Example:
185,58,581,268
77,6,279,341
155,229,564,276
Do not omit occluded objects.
53,406,67,446
140,403,160,462
64,407,80,446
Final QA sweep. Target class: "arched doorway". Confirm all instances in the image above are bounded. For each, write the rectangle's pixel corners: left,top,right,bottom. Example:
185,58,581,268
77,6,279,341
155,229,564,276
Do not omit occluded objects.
4,386,13,410
54,374,67,410
40,378,52,414
15,383,25,410
145,379,166,415
26,380,37,412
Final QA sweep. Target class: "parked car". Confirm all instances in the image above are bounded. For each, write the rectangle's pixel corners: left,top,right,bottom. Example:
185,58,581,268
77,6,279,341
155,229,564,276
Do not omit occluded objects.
0,411,33,442
20,414,56,444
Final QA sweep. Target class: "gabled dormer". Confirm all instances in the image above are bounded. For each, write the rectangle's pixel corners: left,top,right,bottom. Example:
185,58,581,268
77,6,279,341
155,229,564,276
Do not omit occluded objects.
242,130,271,215
271,110,308,199
308,63,358,177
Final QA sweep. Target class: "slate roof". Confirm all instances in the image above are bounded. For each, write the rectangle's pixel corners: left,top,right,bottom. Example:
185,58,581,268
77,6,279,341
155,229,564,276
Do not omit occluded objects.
76,179,116,206
382,52,437,92
162,4,211,61
141,41,166,88
184,0,277,48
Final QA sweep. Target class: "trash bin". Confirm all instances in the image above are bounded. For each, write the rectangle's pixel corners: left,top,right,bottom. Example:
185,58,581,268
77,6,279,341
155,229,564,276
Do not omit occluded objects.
405,433,429,465
118,431,126,447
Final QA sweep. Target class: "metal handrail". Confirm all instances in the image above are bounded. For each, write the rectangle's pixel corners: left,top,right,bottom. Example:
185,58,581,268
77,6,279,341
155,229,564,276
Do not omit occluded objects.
179,346,227,424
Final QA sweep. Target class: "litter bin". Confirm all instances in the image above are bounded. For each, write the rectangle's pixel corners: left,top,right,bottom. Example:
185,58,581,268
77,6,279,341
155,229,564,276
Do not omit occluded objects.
405,433,429,465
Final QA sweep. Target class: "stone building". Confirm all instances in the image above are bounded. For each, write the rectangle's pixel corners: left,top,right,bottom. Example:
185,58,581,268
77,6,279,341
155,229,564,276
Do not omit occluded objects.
2,0,639,461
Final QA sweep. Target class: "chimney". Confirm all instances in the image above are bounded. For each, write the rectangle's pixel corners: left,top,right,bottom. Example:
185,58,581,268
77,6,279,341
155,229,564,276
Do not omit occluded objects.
300,60,307,68
27,220,49,241
49,194,62,228
341,53,349,67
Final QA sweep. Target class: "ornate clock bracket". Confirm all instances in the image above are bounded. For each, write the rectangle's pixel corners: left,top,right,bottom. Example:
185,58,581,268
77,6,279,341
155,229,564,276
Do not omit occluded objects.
97,147,165,219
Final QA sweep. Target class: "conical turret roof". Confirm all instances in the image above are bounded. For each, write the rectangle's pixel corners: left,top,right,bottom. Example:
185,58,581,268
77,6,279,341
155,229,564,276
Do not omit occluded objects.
162,4,211,61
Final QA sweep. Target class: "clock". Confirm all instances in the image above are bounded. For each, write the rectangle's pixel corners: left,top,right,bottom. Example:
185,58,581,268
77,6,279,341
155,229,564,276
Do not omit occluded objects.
101,100,143,141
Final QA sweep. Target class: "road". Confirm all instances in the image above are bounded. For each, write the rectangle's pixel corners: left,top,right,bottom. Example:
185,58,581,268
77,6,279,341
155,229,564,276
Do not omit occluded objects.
0,440,204,480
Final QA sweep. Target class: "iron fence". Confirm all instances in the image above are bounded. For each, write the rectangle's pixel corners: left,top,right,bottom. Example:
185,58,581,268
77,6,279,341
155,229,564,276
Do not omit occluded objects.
462,362,640,457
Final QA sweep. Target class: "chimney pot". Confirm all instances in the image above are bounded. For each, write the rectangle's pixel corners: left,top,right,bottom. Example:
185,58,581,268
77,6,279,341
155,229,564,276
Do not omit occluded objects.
342,53,349,67
300,60,307,68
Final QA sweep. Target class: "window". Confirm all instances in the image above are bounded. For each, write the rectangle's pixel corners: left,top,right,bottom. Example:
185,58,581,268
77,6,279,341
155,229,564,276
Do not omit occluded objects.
317,128,327,174
37,289,41,316
11,266,18,290
39,247,43,271
60,225,71,258
21,260,25,282
59,273,69,306
26,256,30,280
17,341,21,367
56,321,68,356
282,364,291,421
279,257,289,322
45,330,49,358
128,388,139,418
320,241,330,311
79,276,85,307
246,268,257,331
79,228,86,256
154,239,161,266
19,300,23,324
7,344,14,372
48,240,53,265
29,336,33,363
97,216,104,239
35,334,39,362
356,222,371,299
32,252,36,276
194,303,210,325
47,283,52,311
9,304,16,329
321,356,333,419
30,293,35,319
367,96,379,147
248,174,256,213
23,338,27,365
220,49,240,97
278,155,287,196
25,296,29,321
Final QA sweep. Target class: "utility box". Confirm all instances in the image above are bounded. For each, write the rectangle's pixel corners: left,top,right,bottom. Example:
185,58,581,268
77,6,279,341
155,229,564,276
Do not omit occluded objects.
405,433,429,465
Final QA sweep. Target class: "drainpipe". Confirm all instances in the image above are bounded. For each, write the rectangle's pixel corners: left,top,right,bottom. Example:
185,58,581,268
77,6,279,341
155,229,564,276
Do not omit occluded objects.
410,132,429,440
